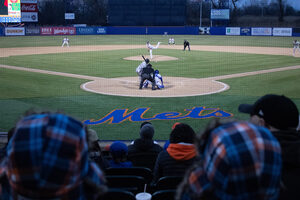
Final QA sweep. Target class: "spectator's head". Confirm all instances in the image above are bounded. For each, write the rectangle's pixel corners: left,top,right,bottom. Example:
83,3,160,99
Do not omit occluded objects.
87,128,101,152
140,122,154,140
238,94,299,131
170,123,195,144
181,120,282,199
0,112,106,199
109,141,128,162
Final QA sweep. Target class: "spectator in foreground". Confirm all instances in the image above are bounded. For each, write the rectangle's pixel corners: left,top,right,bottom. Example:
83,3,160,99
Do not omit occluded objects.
0,112,107,199
176,119,282,200
152,123,197,183
109,141,132,168
127,122,162,169
238,94,300,200
87,128,109,170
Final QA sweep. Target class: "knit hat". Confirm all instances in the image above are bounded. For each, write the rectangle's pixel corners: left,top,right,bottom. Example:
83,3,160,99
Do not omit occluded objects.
109,141,128,158
239,94,299,130
0,113,106,199
140,123,154,139
170,123,195,144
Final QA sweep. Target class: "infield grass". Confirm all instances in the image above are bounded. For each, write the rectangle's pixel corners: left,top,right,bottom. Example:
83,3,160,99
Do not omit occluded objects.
0,35,300,140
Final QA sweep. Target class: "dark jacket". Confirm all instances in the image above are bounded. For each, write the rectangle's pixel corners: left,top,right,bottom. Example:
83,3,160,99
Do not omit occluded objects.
273,130,300,200
128,138,162,170
153,144,197,183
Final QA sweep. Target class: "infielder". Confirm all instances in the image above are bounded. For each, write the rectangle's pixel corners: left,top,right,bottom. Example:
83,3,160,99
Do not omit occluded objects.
293,40,300,56
136,57,150,82
183,40,190,51
168,37,175,45
62,37,69,47
146,41,161,59
143,69,164,89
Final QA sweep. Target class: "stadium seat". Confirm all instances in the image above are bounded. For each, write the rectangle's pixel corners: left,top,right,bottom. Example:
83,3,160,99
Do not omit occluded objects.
105,167,153,183
100,188,136,200
151,189,176,200
155,176,183,190
105,175,146,194
127,152,158,170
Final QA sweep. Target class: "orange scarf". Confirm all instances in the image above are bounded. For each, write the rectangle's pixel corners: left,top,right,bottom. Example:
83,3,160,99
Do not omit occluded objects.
167,143,196,161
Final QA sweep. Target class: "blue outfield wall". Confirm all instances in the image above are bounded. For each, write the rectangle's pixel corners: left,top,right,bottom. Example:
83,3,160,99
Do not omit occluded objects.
147,26,199,35
0,27,4,36
209,27,226,35
107,27,146,35
106,26,199,35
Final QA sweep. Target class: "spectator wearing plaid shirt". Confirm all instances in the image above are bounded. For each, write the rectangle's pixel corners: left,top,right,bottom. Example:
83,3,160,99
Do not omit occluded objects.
176,120,282,200
0,112,107,199
239,94,300,200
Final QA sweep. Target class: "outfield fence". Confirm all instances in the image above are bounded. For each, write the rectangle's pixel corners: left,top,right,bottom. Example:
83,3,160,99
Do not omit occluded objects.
0,26,299,37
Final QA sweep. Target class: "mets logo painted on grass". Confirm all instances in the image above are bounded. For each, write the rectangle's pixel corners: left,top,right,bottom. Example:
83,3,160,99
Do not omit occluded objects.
84,107,233,125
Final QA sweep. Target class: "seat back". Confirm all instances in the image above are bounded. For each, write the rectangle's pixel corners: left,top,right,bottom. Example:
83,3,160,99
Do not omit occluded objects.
156,176,183,190
105,167,153,183
106,175,146,194
127,152,159,170
151,189,176,200
100,188,135,200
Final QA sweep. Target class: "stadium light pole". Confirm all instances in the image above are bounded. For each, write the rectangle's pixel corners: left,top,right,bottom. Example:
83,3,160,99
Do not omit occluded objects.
199,0,203,27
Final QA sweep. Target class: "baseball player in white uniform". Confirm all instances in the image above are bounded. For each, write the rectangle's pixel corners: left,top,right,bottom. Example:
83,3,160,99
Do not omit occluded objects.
293,40,300,56
143,69,164,89
136,58,150,82
62,37,69,47
146,41,161,59
168,37,175,45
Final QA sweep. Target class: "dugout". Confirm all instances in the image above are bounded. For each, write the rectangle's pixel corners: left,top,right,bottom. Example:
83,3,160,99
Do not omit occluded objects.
108,0,186,26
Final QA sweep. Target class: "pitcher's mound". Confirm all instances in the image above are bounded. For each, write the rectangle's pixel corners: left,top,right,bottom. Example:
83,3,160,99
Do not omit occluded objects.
124,55,178,62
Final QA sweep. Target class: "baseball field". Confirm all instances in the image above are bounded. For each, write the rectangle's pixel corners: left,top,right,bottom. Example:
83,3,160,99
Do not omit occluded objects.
0,35,300,140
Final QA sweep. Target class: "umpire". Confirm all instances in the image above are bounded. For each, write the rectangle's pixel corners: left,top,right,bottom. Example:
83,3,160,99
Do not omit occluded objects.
183,40,190,51
139,64,156,90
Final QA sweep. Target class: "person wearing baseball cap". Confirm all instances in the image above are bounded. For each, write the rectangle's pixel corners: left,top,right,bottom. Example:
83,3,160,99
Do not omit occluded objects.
0,112,107,199
238,94,300,200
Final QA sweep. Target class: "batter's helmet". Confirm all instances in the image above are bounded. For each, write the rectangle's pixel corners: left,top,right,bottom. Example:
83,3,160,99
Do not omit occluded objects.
145,59,150,64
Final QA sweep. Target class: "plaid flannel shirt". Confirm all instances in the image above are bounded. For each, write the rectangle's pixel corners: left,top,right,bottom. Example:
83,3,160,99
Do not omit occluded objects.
188,122,282,200
0,113,106,200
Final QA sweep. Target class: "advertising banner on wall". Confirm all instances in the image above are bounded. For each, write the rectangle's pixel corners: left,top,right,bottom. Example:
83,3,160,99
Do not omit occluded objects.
65,13,75,20
226,27,240,35
53,27,76,35
40,27,53,35
21,3,37,12
211,9,230,20
240,27,251,36
96,27,106,34
251,27,272,36
5,27,25,36
21,12,37,22
76,27,96,35
25,27,39,35
272,28,292,36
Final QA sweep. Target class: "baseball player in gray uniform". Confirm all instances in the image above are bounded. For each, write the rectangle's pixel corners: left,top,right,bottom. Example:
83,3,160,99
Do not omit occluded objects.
136,58,150,82
293,40,300,56
146,41,161,59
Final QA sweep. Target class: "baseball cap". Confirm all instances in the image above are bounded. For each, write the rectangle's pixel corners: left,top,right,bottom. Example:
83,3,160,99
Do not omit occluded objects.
0,113,106,199
88,128,101,148
109,141,128,158
238,94,299,130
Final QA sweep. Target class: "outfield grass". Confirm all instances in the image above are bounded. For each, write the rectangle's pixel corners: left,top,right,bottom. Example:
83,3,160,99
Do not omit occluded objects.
0,35,299,140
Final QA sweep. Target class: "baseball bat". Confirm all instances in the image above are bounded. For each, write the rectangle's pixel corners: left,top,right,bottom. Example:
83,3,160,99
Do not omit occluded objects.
141,55,146,62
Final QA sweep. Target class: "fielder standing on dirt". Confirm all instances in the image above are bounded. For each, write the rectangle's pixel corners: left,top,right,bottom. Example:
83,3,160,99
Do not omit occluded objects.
183,40,190,51
293,39,300,56
62,37,69,47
